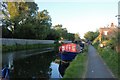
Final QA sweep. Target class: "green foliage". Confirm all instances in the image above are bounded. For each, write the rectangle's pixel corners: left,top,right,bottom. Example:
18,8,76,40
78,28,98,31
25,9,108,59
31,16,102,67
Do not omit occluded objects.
53,24,68,40
94,41,119,79
67,33,75,41
34,10,52,39
63,47,88,79
2,2,75,41
93,42,99,50
3,2,51,39
97,47,119,78
2,26,12,38
14,21,36,39
46,29,60,40
7,2,19,20
7,2,38,20
84,31,99,41
62,53,87,79
93,30,119,79
106,38,116,50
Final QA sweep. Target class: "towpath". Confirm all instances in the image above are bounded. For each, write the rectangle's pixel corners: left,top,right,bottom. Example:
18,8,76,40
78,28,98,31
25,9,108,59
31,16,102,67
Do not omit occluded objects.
85,45,115,78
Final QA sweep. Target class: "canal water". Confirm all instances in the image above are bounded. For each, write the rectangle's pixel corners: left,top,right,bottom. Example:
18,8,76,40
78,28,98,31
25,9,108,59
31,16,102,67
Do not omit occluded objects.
2,49,62,79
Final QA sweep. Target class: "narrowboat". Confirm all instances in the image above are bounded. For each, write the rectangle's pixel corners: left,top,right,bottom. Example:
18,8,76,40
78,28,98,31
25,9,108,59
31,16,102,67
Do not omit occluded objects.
59,43,81,61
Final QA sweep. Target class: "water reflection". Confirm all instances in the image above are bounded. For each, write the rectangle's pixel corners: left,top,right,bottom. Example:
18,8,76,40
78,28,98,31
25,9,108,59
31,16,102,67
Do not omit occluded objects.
50,62,62,78
58,61,70,77
2,53,14,68
2,50,61,79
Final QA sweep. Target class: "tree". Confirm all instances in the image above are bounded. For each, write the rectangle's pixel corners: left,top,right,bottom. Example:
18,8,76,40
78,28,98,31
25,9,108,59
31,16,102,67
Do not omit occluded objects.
1,2,12,38
53,24,68,40
6,2,38,38
14,19,36,39
74,33,80,41
2,1,76,41
34,10,52,39
7,2,19,20
67,33,75,41
84,31,99,41
3,2,53,39
45,29,60,40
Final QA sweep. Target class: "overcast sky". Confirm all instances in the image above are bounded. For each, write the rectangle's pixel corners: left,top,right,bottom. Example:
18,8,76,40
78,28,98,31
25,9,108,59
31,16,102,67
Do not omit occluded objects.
35,0,119,38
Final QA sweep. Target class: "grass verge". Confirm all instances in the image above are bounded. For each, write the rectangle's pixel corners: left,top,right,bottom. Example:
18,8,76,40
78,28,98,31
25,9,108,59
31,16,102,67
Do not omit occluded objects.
62,47,88,79
93,44,119,79
98,47,119,78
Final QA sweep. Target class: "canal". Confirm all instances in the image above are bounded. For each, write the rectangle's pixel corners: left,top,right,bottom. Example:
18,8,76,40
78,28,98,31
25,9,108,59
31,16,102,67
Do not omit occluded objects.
2,49,62,79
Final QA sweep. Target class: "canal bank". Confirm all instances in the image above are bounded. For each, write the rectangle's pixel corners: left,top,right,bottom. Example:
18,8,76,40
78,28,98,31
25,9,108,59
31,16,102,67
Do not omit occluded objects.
1,38,55,53
62,45,88,79
2,38,71,53
63,52,88,79
2,43,56,53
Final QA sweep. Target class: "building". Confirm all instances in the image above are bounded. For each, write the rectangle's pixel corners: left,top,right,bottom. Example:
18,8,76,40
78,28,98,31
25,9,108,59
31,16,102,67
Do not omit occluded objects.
99,23,117,40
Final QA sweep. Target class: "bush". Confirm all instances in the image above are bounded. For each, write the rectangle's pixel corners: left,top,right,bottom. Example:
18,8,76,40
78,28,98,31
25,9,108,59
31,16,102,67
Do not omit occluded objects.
98,47,119,78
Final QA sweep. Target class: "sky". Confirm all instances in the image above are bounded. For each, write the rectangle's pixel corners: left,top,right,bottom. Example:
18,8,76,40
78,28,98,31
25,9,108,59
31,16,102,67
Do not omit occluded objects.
34,0,119,38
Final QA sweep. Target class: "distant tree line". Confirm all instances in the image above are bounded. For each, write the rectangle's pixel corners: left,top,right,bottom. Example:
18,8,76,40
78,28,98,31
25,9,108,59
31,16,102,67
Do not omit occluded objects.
1,1,76,41
84,31,99,42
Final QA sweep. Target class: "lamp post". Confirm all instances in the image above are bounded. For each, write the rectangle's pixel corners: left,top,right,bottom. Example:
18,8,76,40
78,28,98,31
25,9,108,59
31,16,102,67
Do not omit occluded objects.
115,15,120,27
